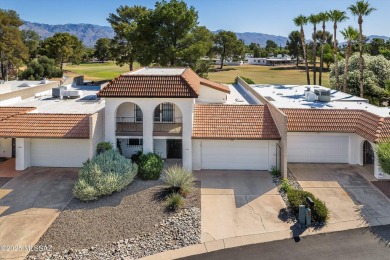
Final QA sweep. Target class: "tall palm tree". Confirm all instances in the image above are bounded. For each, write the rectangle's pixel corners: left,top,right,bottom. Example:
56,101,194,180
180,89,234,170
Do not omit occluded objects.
348,1,376,98
328,10,349,90
308,14,321,85
293,15,310,85
318,12,329,86
340,26,359,93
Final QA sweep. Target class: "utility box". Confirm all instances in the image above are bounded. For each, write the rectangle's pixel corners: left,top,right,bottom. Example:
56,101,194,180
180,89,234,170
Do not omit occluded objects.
305,208,312,226
299,205,306,225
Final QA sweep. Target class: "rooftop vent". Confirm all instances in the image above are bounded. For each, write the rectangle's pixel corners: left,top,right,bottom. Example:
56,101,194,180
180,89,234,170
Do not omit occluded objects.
315,89,331,102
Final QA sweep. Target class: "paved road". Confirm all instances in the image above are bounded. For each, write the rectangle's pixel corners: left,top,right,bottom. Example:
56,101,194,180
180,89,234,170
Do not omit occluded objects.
181,225,390,260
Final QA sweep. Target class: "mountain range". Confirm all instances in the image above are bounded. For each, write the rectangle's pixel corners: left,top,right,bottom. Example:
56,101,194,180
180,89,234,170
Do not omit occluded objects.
20,21,389,48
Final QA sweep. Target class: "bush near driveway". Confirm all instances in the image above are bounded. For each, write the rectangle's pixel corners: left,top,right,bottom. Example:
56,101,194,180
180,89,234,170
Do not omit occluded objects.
287,189,329,223
96,141,113,155
73,150,138,201
376,140,390,175
138,153,164,180
163,165,196,197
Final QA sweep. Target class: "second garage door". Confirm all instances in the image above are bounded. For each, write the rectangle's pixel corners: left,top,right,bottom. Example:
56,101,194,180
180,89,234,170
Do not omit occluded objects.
31,139,90,167
287,134,349,163
200,140,273,170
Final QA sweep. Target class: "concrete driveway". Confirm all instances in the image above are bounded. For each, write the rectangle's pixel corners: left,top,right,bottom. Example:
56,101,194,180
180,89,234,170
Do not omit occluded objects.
289,164,390,227
200,170,290,242
0,167,78,260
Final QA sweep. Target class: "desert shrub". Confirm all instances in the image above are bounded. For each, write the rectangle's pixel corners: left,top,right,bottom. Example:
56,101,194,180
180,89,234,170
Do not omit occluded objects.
138,152,164,180
166,192,184,211
163,165,196,196
270,167,281,178
376,140,390,175
73,150,138,201
239,76,255,84
96,141,113,155
287,189,329,223
280,178,292,192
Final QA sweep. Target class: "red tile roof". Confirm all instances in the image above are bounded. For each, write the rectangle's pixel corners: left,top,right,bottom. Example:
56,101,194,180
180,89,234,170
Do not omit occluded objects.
193,104,280,140
282,108,390,143
200,78,230,93
0,107,36,121
97,68,230,98
0,114,90,139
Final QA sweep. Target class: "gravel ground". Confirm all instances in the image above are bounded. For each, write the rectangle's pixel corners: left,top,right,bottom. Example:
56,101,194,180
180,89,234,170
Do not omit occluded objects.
28,176,201,258
0,177,12,187
372,181,390,199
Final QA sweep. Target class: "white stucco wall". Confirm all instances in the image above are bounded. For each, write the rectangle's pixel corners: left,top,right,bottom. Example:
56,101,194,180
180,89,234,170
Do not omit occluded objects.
117,138,142,158
104,97,194,170
0,138,12,158
89,109,105,158
192,139,278,170
197,85,227,103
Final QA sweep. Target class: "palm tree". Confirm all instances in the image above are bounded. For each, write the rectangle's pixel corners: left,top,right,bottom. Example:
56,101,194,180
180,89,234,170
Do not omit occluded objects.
348,1,376,97
293,15,310,85
318,12,329,86
340,26,359,93
328,10,349,90
308,14,321,85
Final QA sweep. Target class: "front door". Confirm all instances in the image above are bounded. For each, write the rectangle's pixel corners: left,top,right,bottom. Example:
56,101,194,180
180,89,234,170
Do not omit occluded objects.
167,139,182,159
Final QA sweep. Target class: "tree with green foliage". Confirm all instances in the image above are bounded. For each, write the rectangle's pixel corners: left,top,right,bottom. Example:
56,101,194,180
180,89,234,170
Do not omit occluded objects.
107,5,149,71
40,32,83,70
323,43,334,68
376,140,390,176
330,53,390,104
286,31,302,66
329,10,349,90
318,12,330,86
370,38,385,56
21,30,41,61
249,42,261,58
341,26,359,92
213,30,244,69
348,0,376,97
293,15,310,85
265,40,278,54
82,47,95,63
0,9,28,81
177,26,214,77
20,56,62,80
308,14,321,85
94,38,111,62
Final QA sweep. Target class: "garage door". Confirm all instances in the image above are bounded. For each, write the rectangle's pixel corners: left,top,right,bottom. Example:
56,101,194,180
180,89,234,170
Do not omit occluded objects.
31,139,90,167
288,134,349,163
201,140,271,170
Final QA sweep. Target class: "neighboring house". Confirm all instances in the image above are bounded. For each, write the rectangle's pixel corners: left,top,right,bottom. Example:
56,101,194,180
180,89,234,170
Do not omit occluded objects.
0,68,389,180
240,81,390,180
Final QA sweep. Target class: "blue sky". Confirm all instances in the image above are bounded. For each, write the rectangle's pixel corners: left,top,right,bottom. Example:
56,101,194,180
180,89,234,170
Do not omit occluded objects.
0,0,389,38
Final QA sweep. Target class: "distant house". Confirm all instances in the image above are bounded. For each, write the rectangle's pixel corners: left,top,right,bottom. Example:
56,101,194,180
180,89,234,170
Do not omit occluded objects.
247,55,294,66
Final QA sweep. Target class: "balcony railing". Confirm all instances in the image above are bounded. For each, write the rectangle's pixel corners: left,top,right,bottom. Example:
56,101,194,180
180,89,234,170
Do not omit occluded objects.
115,117,182,136
116,117,143,136
154,117,182,136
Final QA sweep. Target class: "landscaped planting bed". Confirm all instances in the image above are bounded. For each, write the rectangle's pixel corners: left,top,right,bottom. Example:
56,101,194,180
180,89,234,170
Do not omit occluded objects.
28,176,201,259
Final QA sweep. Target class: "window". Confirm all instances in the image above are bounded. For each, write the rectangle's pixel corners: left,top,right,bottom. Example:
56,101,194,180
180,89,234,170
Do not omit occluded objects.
134,104,142,122
127,139,143,146
154,103,174,122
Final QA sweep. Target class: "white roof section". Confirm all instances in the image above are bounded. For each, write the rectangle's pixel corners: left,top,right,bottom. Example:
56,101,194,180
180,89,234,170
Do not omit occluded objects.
250,84,390,118
0,80,56,95
126,67,186,76
6,86,105,114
